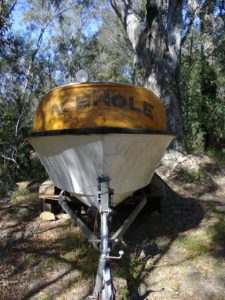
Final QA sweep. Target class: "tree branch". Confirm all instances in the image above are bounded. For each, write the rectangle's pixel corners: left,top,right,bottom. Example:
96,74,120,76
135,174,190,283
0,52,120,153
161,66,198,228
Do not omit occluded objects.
110,0,144,51
110,0,129,28
4,0,17,20
181,2,203,46
1,154,20,169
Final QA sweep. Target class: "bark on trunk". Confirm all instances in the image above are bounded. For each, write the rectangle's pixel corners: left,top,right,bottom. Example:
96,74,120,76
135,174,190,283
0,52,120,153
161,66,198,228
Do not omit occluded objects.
110,0,184,139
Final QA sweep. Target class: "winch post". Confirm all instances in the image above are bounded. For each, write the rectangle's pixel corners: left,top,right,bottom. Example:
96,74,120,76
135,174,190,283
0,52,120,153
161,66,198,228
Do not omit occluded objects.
93,176,113,299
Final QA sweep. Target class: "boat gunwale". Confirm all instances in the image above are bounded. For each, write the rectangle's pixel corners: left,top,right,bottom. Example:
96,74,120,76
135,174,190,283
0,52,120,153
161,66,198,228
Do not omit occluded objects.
29,127,176,138
45,82,159,96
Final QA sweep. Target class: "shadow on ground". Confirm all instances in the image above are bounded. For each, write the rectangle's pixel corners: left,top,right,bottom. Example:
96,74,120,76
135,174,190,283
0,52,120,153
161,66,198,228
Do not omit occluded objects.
110,181,205,299
1,177,224,299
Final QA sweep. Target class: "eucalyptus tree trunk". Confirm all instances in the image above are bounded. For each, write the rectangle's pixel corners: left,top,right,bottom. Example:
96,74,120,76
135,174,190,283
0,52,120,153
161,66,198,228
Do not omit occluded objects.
110,0,184,139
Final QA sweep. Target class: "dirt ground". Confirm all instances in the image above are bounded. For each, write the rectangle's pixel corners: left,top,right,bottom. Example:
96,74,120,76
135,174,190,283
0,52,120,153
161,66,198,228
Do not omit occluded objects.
0,154,224,300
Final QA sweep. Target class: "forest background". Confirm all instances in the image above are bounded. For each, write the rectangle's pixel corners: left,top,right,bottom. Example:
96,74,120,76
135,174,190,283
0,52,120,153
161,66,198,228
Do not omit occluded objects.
0,0,224,194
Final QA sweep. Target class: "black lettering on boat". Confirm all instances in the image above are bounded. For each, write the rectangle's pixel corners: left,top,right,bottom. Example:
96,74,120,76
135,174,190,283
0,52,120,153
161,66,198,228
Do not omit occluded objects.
111,94,127,108
61,98,76,113
103,90,110,105
77,96,91,109
143,101,154,119
129,96,142,112
51,104,62,116
50,91,156,121
93,90,110,106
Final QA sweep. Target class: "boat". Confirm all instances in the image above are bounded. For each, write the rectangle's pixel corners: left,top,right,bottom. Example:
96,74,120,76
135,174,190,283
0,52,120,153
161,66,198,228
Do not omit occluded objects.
28,82,175,299
29,82,174,207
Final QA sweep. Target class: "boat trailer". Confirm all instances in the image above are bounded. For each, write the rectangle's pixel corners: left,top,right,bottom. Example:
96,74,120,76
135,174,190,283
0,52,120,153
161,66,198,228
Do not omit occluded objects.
57,176,147,300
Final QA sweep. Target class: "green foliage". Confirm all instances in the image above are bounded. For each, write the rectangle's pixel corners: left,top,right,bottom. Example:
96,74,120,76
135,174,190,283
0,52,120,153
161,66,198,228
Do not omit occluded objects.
175,235,209,257
120,287,129,300
26,254,37,266
210,212,225,248
59,230,98,276
53,4,133,84
175,211,225,259
40,297,49,300
180,26,225,153
0,97,47,192
180,55,204,152
206,148,225,167
41,256,61,270
179,168,208,184
0,0,15,55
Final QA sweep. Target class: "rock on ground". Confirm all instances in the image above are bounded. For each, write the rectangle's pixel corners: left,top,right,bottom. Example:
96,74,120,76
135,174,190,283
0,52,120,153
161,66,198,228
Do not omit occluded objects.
39,211,56,221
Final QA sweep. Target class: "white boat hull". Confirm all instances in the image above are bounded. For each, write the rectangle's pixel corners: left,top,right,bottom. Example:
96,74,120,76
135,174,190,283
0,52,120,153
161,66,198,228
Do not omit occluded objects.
29,134,173,207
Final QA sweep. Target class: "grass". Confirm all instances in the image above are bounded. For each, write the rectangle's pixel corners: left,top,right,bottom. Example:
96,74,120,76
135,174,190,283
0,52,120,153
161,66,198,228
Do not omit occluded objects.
54,229,99,276
3,168,224,298
45,218,224,298
26,254,37,266
36,227,99,276
175,235,209,256
40,296,49,300
120,287,129,300
8,188,40,221
207,148,225,167
10,188,39,207
174,211,225,260
41,256,61,270
111,245,151,298
209,211,225,250
179,167,209,184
